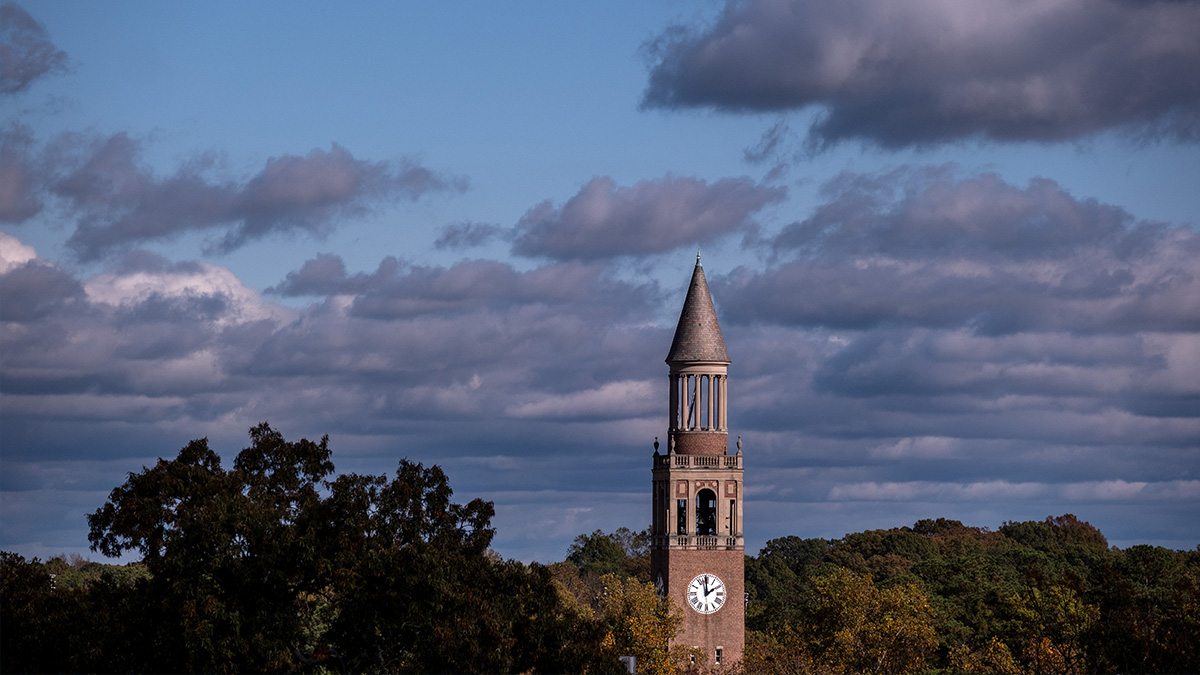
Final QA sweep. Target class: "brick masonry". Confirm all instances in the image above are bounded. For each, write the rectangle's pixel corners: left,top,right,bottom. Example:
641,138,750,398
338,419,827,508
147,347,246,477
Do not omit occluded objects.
651,548,745,668
671,431,729,456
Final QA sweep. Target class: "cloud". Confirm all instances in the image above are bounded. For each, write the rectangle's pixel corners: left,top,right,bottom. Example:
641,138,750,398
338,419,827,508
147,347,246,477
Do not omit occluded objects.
223,144,462,252
712,217,1198,465
506,380,657,420
1,240,666,457
0,257,85,322
642,0,1200,148
434,221,508,250
265,253,389,297
346,258,657,320
829,479,1200,503
512,175,784,260
1,220,1197,559
0,124,42,222
0,130,464,260
270,253,658,321
0,2,68,95
0,243,289,413
722,167,1200,335
83,250,291,326
687,164,1199,548
0,231,36,271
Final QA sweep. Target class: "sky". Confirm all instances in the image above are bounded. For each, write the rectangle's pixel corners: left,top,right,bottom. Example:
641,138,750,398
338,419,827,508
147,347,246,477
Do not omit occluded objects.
1,0,1198,563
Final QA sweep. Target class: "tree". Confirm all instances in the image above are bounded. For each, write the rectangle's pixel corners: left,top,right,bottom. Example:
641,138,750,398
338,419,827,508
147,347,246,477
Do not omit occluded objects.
804,568,938,675
1008,584,1099,675
317,460,516,673
87,425,334,672
83,423,598,673
0,552,58,672
566,526,652,581
1092,544,1200,673
593,574,680,675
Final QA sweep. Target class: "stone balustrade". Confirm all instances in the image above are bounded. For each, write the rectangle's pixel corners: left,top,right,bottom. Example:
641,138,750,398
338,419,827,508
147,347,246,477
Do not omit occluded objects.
654,534,743,550
653,453,741,469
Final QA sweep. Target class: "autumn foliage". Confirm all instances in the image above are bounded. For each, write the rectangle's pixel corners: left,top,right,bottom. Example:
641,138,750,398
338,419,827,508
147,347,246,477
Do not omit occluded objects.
743,515,1200,674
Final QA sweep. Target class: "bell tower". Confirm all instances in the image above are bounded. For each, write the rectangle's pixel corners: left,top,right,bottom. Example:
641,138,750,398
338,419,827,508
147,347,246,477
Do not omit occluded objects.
651,255,744,669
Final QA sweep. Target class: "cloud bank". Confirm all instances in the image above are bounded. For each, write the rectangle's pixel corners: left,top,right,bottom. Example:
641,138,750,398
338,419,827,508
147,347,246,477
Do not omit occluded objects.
727,167,1200,335
4,163,1196,557
4,129,465,259
643,0,1200,147
512,175,784,259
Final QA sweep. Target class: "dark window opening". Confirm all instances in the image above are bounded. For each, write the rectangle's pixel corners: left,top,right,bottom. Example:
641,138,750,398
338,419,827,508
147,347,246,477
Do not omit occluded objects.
716,647,723,665
677,499,687,534
696,489,717,535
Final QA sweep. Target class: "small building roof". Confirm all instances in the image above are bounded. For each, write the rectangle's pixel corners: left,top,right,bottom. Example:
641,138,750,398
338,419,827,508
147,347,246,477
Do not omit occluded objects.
666,258,730,364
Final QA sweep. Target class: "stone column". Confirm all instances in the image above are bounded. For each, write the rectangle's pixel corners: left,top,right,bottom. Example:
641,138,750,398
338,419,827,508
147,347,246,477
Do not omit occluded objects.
700,372,710,429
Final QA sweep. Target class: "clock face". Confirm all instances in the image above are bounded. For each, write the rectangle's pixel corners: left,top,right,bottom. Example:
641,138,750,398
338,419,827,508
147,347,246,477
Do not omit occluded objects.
686,573,726,614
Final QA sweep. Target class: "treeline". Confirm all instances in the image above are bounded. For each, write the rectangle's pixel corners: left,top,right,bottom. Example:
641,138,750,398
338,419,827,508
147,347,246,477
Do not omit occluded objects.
2,425,1198,673
743,516,1200,674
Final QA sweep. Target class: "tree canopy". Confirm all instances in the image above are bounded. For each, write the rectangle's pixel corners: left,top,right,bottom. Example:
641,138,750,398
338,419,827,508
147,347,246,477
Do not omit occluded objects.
3,424,616,673
744,516,1200,674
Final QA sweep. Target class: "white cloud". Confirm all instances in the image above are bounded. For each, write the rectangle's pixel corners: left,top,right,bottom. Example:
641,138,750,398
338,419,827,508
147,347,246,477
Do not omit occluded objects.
506,379,657,419
0,231,36,273
830,480,1200,503
869,436,960,459
84,262,291,326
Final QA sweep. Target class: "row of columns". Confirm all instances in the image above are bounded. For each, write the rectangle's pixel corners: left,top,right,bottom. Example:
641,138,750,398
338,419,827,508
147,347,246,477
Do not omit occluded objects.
652,481,742,539
669,372,727,432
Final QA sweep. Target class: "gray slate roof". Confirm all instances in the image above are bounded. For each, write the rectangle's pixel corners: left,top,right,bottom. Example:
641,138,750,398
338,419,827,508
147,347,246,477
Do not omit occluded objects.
666,260,730,363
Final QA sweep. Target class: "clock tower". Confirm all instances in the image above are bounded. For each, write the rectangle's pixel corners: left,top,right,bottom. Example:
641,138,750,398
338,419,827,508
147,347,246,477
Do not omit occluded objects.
651,255,744,668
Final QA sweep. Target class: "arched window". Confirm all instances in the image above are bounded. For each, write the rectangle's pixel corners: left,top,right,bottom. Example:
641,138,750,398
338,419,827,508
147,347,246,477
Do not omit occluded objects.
696,488,717,535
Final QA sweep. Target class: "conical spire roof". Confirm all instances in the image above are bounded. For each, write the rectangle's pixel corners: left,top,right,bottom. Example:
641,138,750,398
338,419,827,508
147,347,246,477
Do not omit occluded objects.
666,257,730,363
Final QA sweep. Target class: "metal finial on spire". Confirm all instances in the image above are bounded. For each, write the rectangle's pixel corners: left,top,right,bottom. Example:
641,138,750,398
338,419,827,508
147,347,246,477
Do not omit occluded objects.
696,249,702,266
653,436,660,453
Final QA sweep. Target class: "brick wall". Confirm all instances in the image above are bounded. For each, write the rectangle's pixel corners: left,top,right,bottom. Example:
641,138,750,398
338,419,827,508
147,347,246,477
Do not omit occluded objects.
652,548,745,668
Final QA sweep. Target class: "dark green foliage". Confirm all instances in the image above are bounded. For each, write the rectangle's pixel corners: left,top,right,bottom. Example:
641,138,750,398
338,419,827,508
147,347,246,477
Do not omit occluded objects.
0,552,150,673
745,514,1200,674
0,424,616,674
567,526,651,580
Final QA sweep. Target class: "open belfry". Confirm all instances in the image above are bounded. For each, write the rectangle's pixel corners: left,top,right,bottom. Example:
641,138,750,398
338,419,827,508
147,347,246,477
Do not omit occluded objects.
651,254,744,668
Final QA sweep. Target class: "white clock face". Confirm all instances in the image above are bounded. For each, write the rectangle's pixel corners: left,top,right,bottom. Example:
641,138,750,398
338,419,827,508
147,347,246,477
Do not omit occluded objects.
686,573,726,614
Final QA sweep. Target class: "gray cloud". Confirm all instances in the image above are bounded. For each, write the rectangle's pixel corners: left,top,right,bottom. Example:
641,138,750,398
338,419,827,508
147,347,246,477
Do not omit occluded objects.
0,259,84,322
1,245,665,452
346,258,657,320
268,255,656,322
0,124,41,222
722,167,1200,334
0,3,67,95
19,132,465,260
643,0,1200,148
512,175,785,259
266,253,393,297
222,144,462,252
434,221,508,250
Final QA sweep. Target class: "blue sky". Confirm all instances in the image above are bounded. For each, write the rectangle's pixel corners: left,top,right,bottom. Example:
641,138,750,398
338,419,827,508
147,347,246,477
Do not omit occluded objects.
2,0,1198,562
